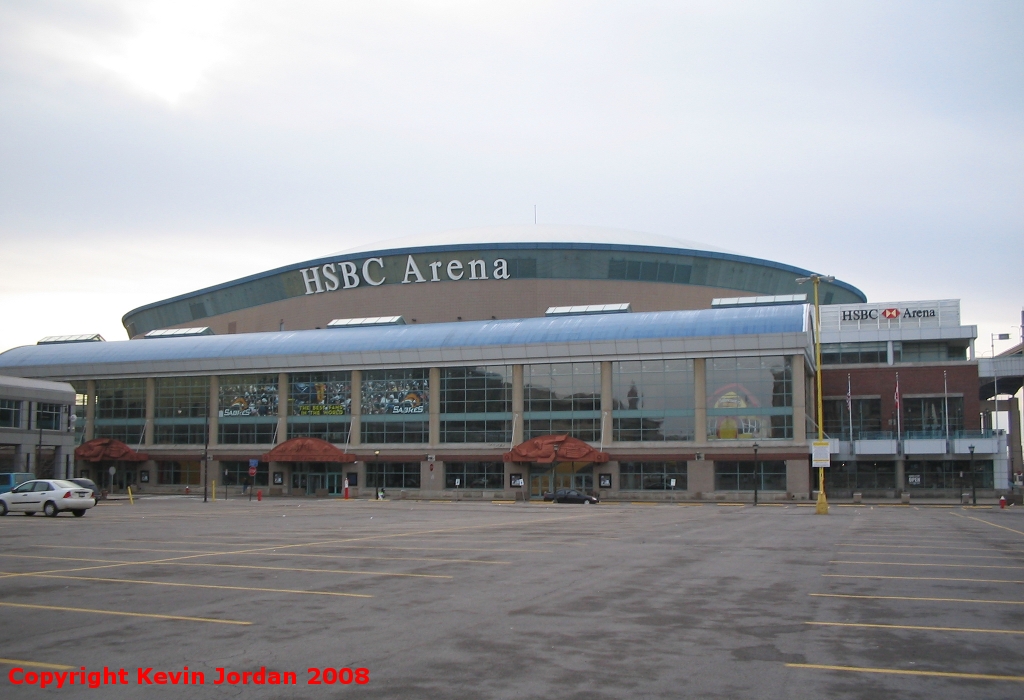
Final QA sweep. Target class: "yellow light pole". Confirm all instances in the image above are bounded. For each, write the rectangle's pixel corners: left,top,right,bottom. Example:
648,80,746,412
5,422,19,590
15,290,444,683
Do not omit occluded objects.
797,273,834,515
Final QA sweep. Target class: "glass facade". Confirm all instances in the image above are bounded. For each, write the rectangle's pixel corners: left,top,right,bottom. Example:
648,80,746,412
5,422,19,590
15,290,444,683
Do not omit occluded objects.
524,363,601,441
96,379,145,419
35,403,63,430
824,461,896,491
714,461,787,491
897,342,968,362
821,342,887,365
221,461,269,487
219,375,279,417
95,424,144,444
288,421,352,442
440,366,513,443
445,462,504,489
361,369,429,444
619,462,687,490
290,372,351,416
823,398,882,440
157,460,201,485
706,357,792,439
612,360,694,441
365,462,421,489
155,377,208,445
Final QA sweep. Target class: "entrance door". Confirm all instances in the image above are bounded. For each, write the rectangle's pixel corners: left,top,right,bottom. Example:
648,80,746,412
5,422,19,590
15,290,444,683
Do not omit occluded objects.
530,471,552,498
326,473,340,495
307,473,323,495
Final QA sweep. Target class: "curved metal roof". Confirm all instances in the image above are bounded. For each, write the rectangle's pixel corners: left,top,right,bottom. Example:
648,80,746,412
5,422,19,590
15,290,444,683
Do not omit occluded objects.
3,306,810,379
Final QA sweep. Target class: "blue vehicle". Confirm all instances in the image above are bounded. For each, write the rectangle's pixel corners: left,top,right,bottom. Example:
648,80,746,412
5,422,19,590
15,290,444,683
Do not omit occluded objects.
0,473,34,494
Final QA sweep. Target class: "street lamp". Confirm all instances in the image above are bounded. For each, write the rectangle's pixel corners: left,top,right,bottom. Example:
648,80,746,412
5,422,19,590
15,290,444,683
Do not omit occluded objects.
753,442,759,506
797,273,835,515
969,444,976,506
991,332,1011,488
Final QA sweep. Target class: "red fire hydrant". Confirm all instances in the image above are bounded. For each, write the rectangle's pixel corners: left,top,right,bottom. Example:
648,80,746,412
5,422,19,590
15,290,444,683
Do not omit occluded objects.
257,490,262,502
1000,495,1006,509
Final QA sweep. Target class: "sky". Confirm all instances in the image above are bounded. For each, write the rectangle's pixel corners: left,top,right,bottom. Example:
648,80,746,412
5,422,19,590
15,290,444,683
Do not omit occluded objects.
0,0,1021,355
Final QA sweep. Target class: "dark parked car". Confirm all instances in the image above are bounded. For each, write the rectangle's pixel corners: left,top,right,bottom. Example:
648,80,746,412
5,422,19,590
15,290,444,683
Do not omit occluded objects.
69,478,100,501
543,488,599,504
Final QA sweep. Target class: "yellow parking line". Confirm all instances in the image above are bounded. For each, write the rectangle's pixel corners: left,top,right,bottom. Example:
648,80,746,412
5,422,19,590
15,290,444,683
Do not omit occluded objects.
810,593,1024,605
491,500,516,504
835,552,1018,560
0,602,251,625
162,561,452,579
786,663,1024,682
0,658,75,670
717,503,746,507
677,503,703,506
4,573,372,598
953,512,1024,537
837,543,1009,551
805,621,1024,635
824,574,1024,584
829,560,1024,570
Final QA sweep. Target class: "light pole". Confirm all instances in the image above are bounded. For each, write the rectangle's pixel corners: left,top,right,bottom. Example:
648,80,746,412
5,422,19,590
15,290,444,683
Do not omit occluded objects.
753,442,759,506
969,444,976,506
202,407,210,503
991,332,1011,488
797,274,835,515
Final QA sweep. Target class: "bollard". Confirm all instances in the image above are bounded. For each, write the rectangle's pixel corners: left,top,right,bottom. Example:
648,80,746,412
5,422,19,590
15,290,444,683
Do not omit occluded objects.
127,486,134,505
257,489,262,502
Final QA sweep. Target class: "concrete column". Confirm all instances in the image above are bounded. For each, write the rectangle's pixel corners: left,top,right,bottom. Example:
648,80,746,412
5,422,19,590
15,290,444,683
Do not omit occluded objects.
277,372,288,444
600,361,613,446
786,459,810,497
688,459,714,496
693,358,707,443
429,367,440,446
895,458,905,493
791,355,806,443
144,377,155,447
208,376,219,447
85,379,96,441
349,370,362,446
511,364,524,445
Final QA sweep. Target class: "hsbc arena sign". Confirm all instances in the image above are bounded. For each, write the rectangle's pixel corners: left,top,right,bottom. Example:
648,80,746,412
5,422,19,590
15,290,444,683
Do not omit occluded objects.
838,303,943,327
298,255,511,296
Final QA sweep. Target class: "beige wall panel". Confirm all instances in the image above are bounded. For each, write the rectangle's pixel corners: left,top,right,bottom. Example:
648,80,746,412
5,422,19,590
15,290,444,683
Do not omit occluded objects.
156,279,752,336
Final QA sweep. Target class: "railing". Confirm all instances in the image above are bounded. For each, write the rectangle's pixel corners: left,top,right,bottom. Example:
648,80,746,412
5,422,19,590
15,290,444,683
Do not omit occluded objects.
952,430,998,439
855,432,895,441
903,431,948,440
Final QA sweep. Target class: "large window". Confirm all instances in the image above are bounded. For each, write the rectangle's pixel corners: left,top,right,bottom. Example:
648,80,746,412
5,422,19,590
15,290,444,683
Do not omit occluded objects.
823,398,883,440
0,399,21,428
96,379,145,419
441,366,512,443
35,403,63,431
612,360,694,441
219,423,276,444
290,372,351,416
95,424,144,444
904,397,963,436
706,357,793,440
897,342,968,362
524,363,601,441
905,460,993,489
365,462,421,489
445,462,504,489
157,460,201,485
288,421,352,443
619,462,687,490
714,461,787,491
361,369,429,444
155,424,208,445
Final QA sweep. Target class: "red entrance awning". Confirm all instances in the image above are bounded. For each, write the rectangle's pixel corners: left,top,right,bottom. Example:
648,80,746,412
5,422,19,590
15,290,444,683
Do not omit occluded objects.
75,438,149,463
504,435,609,464
260,437,356,463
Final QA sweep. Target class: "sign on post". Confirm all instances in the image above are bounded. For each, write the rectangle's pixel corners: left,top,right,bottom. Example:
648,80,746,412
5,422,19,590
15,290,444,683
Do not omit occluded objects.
812,441,831,469
248,466,257,477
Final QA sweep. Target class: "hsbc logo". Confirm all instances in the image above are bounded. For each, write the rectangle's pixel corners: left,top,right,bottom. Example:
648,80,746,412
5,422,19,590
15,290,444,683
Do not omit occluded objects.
881,308,900,319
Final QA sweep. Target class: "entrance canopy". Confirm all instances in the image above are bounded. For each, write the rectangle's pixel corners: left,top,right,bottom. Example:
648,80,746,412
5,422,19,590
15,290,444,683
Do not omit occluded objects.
504,435,609,464
260,437,356,463
75,438,149,463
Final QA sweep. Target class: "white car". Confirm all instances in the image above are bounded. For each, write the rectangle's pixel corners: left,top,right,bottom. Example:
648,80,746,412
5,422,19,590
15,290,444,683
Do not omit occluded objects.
0,479,97,517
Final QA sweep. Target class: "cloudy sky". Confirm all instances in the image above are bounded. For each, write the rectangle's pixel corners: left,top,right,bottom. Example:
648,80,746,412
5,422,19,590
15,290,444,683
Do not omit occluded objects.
0,1,1021,354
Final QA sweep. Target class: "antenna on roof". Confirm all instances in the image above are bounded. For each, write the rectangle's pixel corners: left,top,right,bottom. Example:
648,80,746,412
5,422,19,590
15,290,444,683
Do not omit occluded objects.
534,205,537,225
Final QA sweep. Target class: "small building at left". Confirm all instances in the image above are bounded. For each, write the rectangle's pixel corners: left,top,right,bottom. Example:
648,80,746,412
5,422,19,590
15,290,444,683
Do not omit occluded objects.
0,374,77,478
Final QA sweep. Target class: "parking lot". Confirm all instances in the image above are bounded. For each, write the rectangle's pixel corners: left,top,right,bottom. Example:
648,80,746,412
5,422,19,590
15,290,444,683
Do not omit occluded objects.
1,497,1022,699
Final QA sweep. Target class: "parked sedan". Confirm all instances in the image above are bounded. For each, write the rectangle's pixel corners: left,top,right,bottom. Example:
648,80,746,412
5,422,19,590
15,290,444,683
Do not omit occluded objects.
69,477,100,501
542,488,599,504
0,479,97,517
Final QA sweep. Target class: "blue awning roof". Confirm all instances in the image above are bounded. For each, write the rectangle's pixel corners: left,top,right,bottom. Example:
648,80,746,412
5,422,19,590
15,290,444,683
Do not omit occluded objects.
0,305,809,374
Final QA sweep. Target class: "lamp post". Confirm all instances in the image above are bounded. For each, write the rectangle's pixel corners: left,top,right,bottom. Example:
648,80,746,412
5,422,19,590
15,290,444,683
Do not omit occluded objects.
991,332,1011,488
202,407,210,503
753,442,759,506
797,273,835,515
374,450,381,499
969,444,976,506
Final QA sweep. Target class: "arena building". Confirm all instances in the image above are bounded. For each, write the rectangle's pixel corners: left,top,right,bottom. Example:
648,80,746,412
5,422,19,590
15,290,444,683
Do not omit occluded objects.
0,226,1018,501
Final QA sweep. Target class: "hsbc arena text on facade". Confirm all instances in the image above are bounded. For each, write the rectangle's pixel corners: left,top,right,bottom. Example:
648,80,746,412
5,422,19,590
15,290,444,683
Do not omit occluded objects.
0,226,1019,502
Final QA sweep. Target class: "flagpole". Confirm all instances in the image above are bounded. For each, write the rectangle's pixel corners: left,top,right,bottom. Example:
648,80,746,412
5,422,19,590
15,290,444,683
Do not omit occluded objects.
943,370,949,443
847,373,853,441
895,373,901,442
